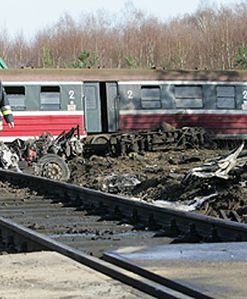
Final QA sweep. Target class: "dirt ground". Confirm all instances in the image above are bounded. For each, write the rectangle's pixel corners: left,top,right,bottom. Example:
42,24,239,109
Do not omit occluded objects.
0,251,152,299
68,147,247,221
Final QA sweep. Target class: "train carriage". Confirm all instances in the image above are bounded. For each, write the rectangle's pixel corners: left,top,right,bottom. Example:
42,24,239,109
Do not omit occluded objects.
1,68,247,141
118,79,247,138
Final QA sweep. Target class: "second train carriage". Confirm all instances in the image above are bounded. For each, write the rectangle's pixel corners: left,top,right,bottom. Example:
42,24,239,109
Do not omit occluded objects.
1,68,247,141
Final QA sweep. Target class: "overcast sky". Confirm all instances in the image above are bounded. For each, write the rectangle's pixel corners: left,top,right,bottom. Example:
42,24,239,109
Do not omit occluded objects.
0,0,240,40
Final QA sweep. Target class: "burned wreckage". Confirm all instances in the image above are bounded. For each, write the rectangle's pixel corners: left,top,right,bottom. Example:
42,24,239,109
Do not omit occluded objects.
0,123,215,181
1,124,247,221
166,142,247,213
0,123,246,185
0,126,83,181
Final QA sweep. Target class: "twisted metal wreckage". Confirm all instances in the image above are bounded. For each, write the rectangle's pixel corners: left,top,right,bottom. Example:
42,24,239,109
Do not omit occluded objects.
0,124,213,181
0,126,83,181
0,125,246,202
157,142,247,212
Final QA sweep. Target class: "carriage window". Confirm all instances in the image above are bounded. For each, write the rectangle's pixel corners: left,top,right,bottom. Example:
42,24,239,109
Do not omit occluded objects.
141,86,161,109
175,85,203,108
4,86,26,111
40,86,60,110
216,86,235,109
84,86,97,109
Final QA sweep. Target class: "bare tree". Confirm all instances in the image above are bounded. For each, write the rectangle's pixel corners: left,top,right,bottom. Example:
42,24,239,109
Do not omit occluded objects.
2,1,247,70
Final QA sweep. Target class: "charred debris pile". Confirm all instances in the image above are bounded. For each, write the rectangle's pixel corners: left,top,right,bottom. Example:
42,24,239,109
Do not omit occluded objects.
0,124,247,222
0,123,215,176
69,142,247,223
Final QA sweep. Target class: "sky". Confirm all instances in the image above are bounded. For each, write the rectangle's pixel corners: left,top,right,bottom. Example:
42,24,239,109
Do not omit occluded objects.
0,0,241,40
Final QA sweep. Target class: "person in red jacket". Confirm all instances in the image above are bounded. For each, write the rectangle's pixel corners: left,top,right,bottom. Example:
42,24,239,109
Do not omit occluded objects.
0,81,14,130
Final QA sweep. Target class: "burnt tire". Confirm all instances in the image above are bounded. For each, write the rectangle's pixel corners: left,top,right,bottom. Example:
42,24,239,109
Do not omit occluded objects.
36,154,70,181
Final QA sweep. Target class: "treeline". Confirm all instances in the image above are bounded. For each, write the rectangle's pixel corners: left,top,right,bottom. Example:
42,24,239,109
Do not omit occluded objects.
1,1,247,70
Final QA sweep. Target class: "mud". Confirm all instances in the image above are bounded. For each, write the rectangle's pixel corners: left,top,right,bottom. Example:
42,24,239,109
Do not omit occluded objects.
68,147,247,222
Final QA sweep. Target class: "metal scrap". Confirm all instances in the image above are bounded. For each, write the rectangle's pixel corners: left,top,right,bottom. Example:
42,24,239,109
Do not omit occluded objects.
155,192,218,212
0,125,82,181
0,141,20,171
183,142,245,184
101,173,142,194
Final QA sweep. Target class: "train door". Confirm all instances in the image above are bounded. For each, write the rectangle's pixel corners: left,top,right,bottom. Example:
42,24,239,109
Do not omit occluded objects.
106,82,119,132
84,82,102,133
84,81,119,133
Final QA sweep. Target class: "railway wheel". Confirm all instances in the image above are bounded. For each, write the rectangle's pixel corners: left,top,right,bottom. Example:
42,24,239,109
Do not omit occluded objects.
90,134,109,145
35,154,70,181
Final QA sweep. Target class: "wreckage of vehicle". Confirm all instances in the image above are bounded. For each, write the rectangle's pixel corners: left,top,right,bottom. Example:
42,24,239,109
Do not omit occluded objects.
157,142,247,216
0,124,216,181
0,123,245,184
0,125,83,181
0,125,247,222
183,142,245,182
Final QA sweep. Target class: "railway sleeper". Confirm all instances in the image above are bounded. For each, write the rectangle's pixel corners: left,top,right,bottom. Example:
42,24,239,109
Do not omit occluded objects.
219,209,243,223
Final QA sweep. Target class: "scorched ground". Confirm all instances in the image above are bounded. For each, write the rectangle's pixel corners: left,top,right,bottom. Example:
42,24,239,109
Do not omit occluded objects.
68,147,247,223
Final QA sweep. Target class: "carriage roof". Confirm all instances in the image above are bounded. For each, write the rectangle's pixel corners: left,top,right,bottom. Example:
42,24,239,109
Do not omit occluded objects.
1,68,247,82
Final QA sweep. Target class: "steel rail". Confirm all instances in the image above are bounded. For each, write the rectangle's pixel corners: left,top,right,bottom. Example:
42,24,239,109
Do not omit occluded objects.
0,169,246,242
0,216,212,299
103,251,212,299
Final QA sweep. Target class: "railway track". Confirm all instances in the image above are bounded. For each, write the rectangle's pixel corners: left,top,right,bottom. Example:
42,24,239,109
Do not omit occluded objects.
0,169,247,298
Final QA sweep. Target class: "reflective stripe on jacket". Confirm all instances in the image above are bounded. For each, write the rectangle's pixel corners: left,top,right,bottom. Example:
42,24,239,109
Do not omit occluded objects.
0,81,14,124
